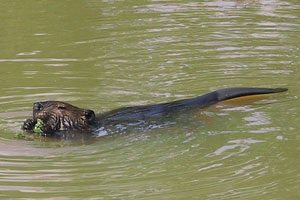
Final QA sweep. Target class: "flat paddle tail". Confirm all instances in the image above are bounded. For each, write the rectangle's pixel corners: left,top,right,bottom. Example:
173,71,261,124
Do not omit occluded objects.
216,87,288,102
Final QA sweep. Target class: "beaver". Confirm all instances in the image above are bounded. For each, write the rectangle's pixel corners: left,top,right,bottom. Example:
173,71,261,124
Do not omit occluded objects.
22,87,287,137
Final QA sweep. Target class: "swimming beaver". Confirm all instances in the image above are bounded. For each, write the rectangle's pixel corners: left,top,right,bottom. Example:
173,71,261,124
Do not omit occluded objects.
22,87,287,137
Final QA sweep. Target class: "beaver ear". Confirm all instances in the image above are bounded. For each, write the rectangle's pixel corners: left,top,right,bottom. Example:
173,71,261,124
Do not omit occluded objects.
85,110,95,121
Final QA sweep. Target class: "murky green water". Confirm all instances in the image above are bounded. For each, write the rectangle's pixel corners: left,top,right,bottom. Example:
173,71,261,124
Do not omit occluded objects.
1,0,300,199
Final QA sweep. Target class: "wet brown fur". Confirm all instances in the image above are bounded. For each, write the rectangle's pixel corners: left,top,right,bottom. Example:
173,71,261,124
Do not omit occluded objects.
22,101,95,135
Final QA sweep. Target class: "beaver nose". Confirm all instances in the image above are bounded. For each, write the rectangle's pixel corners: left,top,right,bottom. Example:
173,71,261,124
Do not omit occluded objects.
33,102,43,111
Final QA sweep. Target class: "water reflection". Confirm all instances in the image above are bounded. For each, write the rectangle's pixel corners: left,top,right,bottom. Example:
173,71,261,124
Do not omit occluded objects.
207,139,264,158
244,112,271,126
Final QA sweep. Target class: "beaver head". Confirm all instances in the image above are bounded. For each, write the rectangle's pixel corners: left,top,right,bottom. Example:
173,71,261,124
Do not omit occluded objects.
32,101,96,134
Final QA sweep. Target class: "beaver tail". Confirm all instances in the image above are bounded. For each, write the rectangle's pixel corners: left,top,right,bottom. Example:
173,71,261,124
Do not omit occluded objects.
215,87,288,102
174,87,288,110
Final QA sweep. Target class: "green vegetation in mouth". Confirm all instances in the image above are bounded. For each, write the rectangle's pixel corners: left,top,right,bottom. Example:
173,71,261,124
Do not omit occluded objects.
33,119,45,135
15,119,46,139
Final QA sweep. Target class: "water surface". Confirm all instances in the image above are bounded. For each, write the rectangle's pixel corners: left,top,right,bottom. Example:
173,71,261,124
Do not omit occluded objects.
0,0,300,199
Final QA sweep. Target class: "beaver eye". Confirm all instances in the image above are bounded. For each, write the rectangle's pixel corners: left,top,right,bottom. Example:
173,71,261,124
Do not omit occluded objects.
58,106,66,110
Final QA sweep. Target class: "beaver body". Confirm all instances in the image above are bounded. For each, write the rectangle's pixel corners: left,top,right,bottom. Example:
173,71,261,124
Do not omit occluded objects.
22,87,287,137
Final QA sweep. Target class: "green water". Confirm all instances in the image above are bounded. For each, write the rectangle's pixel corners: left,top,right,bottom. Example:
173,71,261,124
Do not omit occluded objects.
0,0,300,199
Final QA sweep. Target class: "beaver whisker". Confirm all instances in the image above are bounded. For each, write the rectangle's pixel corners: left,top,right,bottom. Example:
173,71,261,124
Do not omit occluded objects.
66,118,73,129
63,116,73,130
